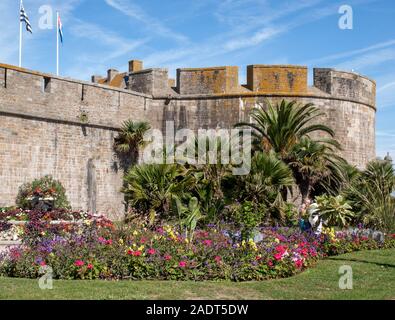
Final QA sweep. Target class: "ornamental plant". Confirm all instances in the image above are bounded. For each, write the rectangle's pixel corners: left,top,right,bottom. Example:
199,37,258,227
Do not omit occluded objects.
1,216,393,282
16,176,70,211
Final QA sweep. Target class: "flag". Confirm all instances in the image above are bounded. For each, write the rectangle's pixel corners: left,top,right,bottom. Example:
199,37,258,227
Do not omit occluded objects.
58,14,63,43
20,1,32,34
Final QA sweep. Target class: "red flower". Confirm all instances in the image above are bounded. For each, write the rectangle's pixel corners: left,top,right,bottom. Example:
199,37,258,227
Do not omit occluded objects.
148,248,156,255
74,260,84,267
133,251,142,257
164,254,172,261
215,256,222,263
179,261,187,268
255,256,262,261
87,264,94,270
267,260,273,267
140,237,147,244
203,240,213,247
40,261,47,267
106,239,113,245
274,253,283,261
295,259,303,269
127,250,133,255
391,234,395,239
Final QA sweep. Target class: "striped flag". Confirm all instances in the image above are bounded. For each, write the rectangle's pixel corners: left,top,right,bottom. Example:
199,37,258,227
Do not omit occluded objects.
58,14,63,43
20,1,32,34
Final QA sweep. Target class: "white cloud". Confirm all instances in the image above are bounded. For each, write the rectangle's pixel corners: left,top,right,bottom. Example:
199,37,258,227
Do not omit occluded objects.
104,0,189,43
66,20,149,79
333,48,395,72
305,39,395,66
378,81,395,93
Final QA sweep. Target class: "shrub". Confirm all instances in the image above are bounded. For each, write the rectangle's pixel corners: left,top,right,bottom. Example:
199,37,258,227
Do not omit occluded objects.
314,195,354,228
230,201,265,240
16,176,70,211
344,160,395,232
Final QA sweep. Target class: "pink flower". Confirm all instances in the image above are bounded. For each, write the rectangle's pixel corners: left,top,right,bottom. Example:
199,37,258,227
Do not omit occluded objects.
98,237,106,244
203,240,213,247
40,261,46,267
87,263,94,270
106,239,113,245
274,253,283,261
179,261,187,268
268,260,273,267
140,237,147,244
214,256,222,263
295,259,303,269
164,254,172,261
148,248,156,255
74,260,84,267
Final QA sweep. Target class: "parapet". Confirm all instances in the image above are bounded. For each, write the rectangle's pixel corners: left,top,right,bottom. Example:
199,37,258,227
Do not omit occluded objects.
247,65,308,94
176,66,239,95
88,60,375,108
314,68,376,107
128,68,171,96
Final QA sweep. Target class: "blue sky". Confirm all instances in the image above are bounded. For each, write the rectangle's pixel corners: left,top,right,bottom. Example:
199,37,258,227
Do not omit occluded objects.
0,0,394,159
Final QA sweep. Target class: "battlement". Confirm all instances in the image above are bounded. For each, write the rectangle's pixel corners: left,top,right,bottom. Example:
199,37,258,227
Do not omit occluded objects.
177,66,239,95
247,65,308,94
89,61,376,108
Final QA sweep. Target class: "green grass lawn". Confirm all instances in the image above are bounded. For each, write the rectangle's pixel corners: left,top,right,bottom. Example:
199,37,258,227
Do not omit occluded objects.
1,249,394,300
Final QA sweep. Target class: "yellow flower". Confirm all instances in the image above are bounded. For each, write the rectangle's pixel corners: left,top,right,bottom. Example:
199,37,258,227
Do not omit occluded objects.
132,231,138,236
138,245,145,251
118,239,124,245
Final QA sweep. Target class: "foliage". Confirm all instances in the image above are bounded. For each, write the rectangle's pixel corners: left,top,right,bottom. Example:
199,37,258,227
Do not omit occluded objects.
313,195,354,228
235,99,345,202
122,164,189,220
114,120,151,170
172,197,203,244
289,138,345,202
235,99,335,157
15,176,70,211
229,201,265,240
344,160,395,233
1,213,394,282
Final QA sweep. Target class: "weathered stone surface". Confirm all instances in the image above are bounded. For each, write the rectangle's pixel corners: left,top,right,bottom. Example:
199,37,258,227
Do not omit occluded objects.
247,65,308,93
0,63,376,219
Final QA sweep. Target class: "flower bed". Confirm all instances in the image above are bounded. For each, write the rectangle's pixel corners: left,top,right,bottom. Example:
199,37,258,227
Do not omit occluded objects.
0,213,394,281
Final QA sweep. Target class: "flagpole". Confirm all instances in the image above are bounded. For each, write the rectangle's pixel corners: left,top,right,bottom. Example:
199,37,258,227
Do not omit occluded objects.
19,0,23,67
56,11,59,76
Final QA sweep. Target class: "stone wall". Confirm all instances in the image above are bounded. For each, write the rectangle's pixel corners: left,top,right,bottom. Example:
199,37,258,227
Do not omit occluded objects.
0,63,376,219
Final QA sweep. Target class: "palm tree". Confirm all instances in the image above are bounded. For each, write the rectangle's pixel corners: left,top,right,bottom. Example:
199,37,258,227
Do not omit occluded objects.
236,99,335,159
236,151,295,222
289,138,346,203
114,120,151,170
122,163,190,220
236,99,344,202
